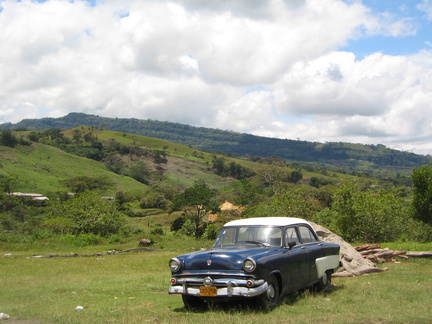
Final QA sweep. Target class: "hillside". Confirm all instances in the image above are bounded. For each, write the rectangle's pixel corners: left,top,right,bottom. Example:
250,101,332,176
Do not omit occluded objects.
0,128,254,195
1,112,430,175
2,127,430,246
0,142,149,195
1,126,359,196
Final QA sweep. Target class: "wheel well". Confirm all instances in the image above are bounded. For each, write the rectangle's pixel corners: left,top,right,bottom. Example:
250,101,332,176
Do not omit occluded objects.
268,272,282,295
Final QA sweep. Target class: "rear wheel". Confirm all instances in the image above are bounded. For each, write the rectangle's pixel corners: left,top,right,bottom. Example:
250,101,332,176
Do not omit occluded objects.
182,295,206,310
316,271,332,292
255,275,280,311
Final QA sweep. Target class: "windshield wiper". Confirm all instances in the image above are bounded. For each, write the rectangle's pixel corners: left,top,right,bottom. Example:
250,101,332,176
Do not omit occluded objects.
245,240,270,247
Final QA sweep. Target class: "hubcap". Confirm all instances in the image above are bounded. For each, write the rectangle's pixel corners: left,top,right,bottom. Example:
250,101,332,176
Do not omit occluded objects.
267,284,275,299
322,273,328,285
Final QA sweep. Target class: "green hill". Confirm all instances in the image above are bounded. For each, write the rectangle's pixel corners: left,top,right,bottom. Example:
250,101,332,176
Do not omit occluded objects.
1,127,355,196
0,128,253,195
1,112,430,175
2,126,428,246
0,142,147,195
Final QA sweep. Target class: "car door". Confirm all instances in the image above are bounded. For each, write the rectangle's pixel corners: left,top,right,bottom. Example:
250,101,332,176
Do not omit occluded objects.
297,225,324,284
279,226,310,293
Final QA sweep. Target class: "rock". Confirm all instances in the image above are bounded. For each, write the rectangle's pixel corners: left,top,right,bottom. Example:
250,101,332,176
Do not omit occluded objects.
138,238,156,247
0,313,10,320
311,222,382,276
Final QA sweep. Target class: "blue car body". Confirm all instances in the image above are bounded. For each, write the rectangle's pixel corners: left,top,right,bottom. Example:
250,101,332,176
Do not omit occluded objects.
169,217,341,309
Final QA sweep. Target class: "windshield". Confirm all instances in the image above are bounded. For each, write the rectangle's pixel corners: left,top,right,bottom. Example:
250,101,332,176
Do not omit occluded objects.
214,226,282,247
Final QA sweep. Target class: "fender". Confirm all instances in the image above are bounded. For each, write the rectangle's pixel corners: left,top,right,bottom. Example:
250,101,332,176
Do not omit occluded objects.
316,255,340,278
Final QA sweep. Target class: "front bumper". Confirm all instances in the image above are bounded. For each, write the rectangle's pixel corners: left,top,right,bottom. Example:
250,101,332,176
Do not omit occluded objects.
168,277,268,298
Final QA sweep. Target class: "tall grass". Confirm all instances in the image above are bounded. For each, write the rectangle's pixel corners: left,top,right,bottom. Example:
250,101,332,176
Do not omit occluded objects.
1,244,431,323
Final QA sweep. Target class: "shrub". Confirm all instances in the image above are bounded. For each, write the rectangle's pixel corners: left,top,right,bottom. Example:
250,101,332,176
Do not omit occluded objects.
45,191,126,237
150,225,164,235
203,223,219,240
43,218,74,234
171,216,186,232
71,233,102,247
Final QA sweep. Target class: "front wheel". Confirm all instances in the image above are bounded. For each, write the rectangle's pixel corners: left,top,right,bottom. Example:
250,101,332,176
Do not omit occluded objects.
255,275,280,311
182,295,206,311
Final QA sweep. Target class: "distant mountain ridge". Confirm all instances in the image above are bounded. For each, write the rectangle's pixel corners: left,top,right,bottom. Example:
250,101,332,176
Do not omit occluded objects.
1,112,430,172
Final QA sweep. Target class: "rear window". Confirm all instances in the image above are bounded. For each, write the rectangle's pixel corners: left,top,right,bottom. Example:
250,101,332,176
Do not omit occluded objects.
298,226,318,243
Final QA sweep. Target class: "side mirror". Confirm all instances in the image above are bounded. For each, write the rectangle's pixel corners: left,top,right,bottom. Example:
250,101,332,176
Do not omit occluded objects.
287,241,297,249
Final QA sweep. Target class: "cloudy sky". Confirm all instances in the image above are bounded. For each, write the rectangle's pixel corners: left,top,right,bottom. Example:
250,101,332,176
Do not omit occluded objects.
1,0,432,155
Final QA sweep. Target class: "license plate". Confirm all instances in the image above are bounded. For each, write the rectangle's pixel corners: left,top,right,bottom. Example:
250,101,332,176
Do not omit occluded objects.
200,286,217,297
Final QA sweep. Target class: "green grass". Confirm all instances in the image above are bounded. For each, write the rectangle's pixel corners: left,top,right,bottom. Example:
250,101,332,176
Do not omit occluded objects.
382,241,432,251
1,240,431,324
0,143,147,194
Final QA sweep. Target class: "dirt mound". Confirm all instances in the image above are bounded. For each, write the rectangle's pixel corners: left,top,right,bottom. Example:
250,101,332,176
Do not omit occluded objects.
311,222,388,276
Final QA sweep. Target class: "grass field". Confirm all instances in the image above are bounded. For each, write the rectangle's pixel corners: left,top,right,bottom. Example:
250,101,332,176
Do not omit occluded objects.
1,242,431,324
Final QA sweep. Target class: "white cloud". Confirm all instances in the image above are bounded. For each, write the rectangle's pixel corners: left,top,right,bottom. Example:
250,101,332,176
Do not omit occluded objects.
364,12,416,37
0,0,432,155
417,0,432,21
258,50,432,152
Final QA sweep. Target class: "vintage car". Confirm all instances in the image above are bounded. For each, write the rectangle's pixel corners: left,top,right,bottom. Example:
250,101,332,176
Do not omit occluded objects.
168,217,341,310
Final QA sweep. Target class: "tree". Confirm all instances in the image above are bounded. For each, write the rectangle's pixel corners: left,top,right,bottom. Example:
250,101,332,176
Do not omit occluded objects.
331,182,406,242
170,179,220,238
0,175,19,195
412,163,432,226
233,178,264,206
102,153,125,174
60,176,114,194
287,170,303,184
0,129,18,147
212,156,226,175
127,161,151,184
45,191,125,236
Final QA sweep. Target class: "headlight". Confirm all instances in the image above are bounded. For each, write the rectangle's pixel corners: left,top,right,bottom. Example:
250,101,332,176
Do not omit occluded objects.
243,258,256,272
169,258,181,273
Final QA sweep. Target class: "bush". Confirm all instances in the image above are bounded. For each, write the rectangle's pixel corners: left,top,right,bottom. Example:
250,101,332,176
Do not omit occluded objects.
140,192,170,210
171,216,186,232
0,232,35,244
179,219,195,237
203,223,219,240
60,233,102,247
45,191,126,237
330,183,411,242
108,234,122,244
150,225,164,235
43,218,74,234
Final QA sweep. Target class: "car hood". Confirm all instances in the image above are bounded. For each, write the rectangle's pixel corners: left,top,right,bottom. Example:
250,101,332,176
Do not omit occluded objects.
182,246,278,271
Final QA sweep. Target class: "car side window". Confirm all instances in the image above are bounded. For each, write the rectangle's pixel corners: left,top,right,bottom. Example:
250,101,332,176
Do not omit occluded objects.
285,227,299,245
298,226,318,243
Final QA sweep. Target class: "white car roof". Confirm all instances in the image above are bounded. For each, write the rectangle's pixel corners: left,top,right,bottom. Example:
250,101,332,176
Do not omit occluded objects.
223,217,311,227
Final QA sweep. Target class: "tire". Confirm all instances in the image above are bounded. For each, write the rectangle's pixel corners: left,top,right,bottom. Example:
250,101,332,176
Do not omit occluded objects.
182,295,206,310
255,275,280,311
316,271,332,292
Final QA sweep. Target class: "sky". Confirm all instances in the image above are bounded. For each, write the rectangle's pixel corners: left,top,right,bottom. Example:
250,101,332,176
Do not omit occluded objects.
1,0,432,155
